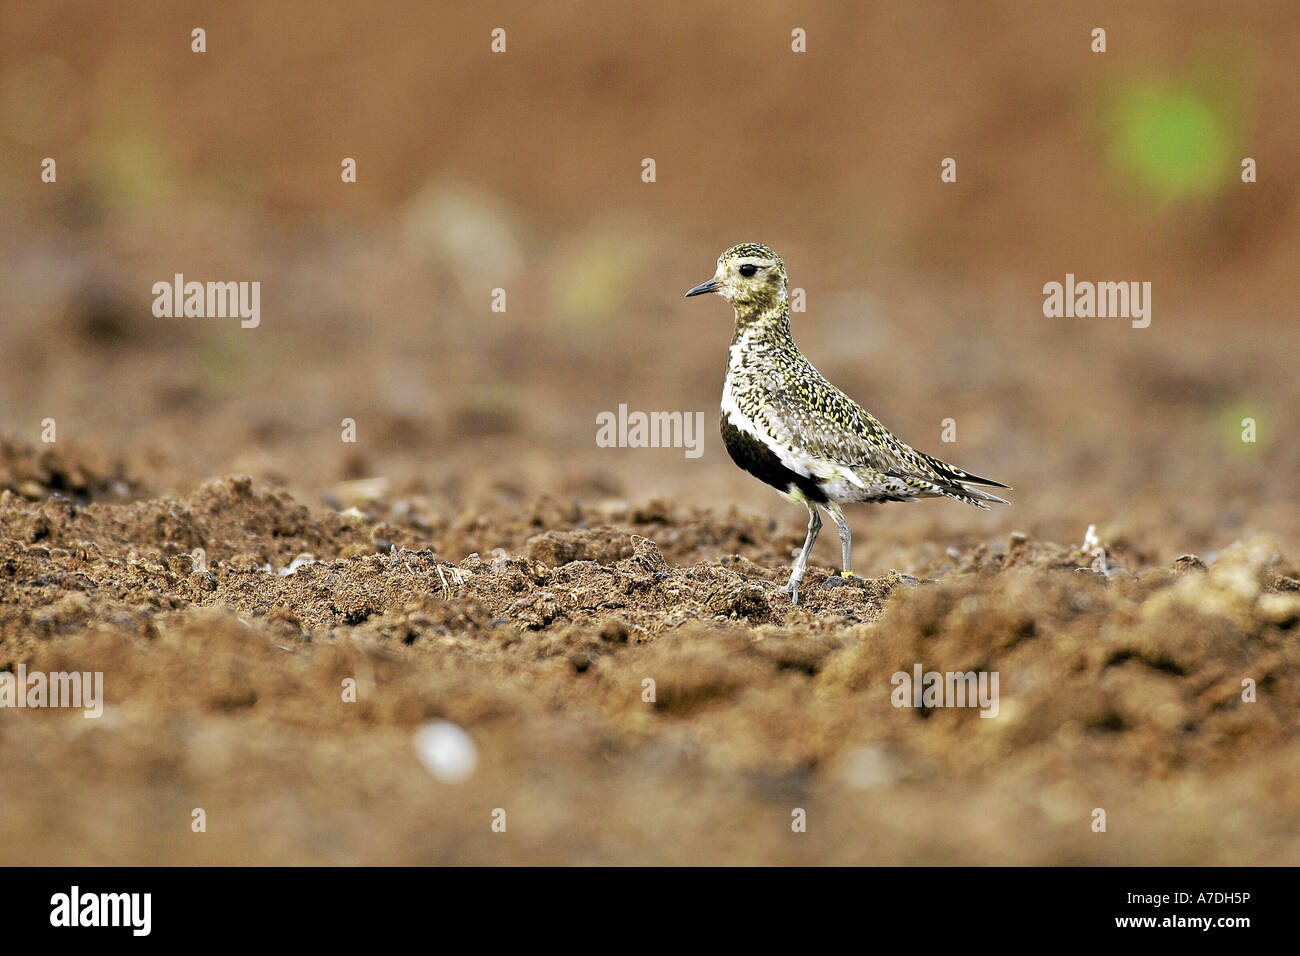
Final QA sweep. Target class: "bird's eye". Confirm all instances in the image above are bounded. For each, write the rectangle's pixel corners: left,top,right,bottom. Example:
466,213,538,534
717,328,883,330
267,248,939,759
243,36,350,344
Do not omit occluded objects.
738,264,758,277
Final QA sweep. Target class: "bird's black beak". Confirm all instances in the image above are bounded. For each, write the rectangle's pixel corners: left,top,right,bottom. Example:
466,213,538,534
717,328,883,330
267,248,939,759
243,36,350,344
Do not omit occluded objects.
684,277,721,298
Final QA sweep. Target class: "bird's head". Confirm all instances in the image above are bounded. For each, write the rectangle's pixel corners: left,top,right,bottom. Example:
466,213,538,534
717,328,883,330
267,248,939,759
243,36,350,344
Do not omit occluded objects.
684,243,788,309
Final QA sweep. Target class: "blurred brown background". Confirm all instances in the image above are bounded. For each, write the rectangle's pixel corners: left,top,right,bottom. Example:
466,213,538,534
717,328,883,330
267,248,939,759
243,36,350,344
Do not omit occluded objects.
3,0,1298,561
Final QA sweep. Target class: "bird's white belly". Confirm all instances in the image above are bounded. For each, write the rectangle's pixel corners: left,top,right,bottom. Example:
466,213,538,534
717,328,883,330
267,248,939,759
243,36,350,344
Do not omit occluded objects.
722,366,868,502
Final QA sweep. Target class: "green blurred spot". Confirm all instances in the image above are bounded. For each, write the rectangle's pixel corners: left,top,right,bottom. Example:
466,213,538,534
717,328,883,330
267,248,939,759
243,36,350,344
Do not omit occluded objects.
1219,402,1264,458
1107,83,1233,199
94,130,177,206
553,236,633,325
197,334,245,388
85,56,178,208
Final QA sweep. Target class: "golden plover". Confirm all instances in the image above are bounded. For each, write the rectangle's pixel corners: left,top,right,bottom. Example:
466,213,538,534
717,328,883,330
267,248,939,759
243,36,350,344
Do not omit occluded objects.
685,242,1010,604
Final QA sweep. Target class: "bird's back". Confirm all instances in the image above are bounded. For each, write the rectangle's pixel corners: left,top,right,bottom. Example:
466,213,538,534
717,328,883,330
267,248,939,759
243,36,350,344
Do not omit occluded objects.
723,326,1009,508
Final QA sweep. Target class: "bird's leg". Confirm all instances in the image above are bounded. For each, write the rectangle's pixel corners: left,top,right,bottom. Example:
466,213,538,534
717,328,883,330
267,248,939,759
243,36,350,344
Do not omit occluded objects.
780,502,821,604
826,501,853,576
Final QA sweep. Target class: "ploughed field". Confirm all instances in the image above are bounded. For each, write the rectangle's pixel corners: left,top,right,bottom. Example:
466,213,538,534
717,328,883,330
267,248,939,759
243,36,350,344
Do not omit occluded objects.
1,441,1297,864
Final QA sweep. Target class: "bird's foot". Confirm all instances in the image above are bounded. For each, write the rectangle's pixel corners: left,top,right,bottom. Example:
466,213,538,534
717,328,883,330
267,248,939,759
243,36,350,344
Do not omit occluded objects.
779,572,805,605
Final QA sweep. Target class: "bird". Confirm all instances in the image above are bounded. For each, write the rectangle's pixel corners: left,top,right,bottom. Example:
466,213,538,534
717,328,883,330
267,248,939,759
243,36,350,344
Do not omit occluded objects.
685,242,1010,604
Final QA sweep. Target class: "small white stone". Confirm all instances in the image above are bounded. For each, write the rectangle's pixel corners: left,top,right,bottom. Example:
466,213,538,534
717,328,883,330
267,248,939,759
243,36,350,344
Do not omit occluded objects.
842,745,898,790
413,720,477,783
278,554,316,576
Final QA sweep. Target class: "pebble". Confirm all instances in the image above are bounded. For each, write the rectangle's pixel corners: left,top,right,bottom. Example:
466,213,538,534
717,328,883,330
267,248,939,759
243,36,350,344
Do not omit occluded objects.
18,480,45,500
278,554,316,576
190,570,218,591
413,720,478,784
841,745,900,790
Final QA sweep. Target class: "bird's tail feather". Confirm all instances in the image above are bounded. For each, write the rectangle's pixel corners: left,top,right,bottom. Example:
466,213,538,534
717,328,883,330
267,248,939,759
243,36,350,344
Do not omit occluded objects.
954,483,1011,507
917,452,1011,504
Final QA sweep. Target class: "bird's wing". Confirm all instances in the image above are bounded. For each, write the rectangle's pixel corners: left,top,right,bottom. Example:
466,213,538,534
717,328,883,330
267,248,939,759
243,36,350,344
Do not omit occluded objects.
756,385,1009,505
753,385,917,484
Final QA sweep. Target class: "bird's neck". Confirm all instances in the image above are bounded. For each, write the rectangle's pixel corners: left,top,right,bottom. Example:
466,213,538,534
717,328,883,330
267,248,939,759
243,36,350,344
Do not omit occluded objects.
731,297,794,350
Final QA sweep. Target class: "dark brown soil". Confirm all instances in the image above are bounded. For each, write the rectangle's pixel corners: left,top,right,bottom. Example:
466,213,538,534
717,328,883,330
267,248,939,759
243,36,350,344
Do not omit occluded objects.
2,460,1297,864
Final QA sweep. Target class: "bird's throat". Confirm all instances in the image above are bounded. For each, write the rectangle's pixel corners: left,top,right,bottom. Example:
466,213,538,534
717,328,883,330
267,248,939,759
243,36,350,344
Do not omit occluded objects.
731,298,794,348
